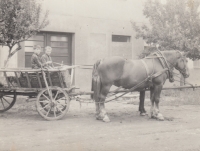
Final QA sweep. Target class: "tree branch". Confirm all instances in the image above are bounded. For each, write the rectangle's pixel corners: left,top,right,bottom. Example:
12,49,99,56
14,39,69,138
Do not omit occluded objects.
9,42,21,57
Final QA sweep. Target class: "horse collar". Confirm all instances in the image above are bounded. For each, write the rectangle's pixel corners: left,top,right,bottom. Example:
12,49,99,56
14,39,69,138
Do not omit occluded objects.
155,51,174,83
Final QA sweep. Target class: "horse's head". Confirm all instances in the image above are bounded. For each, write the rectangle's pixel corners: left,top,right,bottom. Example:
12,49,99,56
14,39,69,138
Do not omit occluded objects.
175,51,190,78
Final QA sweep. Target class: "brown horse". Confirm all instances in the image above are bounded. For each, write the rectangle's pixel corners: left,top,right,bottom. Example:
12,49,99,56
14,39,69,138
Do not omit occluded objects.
91,50,189,122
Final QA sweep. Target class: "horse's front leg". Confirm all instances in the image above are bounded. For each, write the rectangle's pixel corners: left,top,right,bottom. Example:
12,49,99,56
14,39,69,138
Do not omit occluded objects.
139,90,147,116
150,87,155,118
151,85,164,121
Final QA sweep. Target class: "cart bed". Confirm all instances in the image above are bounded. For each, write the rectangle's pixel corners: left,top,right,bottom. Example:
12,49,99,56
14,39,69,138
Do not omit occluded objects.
0,66,76,90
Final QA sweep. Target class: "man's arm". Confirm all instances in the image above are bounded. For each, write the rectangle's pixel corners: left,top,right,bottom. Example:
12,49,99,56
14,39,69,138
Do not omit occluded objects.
41,55,51,68
33,55,42,68
41,55,46,65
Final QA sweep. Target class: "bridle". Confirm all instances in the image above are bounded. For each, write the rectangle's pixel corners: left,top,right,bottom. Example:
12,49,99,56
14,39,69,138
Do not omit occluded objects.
174,52,188,77
145,50,187,82
158,50,189,79
153,50,175,82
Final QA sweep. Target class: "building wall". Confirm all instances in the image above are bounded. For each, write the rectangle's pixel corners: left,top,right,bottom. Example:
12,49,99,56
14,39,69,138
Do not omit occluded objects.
40,0,146,90
0,0,198,89
0,0,146,90
0,45,18,68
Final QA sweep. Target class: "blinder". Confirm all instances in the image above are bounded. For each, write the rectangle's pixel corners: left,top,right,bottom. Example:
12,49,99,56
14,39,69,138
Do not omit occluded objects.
174,56,188,77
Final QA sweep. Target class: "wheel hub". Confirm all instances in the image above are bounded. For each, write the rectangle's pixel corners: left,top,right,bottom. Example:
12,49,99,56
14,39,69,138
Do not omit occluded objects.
50,100,57,107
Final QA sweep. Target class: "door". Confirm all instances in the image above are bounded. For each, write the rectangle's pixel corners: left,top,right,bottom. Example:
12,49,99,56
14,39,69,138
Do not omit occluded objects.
25,32,72,67
46,33,72,66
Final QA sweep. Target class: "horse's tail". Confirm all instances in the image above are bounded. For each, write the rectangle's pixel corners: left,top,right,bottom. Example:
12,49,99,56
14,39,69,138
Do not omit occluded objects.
91,60,102,101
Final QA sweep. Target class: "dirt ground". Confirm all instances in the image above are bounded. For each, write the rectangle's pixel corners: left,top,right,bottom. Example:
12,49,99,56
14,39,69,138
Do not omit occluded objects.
1,95,200,151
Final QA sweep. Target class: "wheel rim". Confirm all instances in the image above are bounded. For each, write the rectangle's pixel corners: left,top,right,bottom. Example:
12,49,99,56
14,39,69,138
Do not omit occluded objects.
36,87,70,120
0,91,16,113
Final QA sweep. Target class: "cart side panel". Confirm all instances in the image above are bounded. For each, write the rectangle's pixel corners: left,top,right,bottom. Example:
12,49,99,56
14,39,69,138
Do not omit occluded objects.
1,68,72,89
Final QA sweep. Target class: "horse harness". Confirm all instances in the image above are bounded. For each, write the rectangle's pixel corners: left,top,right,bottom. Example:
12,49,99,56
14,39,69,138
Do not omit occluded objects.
141,50,175,83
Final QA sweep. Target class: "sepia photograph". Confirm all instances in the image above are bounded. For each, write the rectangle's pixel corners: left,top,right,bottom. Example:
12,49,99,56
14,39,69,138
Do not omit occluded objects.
0,0,200,150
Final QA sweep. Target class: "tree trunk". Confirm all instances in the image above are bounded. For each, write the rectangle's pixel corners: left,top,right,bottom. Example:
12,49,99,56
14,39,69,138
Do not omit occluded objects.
4,50,11,68
4,43,21,68
4,53,11,68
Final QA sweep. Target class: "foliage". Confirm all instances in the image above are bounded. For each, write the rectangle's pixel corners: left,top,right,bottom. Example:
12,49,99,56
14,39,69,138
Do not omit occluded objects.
0,0,49,67
132,0,200,60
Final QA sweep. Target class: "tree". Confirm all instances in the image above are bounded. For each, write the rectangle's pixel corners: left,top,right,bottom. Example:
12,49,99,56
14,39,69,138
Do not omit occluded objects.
0,0,49,67
132,0,200,60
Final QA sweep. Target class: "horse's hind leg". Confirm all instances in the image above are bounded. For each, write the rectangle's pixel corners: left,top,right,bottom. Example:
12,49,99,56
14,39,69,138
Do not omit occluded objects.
139,90,146,116
96,84,112,122
95,102,100,118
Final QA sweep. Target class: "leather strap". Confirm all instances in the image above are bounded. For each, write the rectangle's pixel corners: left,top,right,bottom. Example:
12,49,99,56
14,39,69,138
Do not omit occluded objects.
145,51,174,82
151,68,168,79
155,51,174,82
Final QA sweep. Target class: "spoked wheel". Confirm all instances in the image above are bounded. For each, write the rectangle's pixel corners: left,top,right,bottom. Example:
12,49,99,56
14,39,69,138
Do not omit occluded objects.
36,86,70,121
0,91,17,113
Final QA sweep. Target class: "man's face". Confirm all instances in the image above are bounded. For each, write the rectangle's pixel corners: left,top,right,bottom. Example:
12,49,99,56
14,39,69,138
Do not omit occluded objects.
46,49,52,55
35,48,41,55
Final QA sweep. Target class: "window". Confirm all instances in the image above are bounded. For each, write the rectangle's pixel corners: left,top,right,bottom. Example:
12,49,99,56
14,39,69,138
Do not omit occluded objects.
24,34,45,67
111,35,132,59
112,35,131,42
24,32,72,67
24,35,45,52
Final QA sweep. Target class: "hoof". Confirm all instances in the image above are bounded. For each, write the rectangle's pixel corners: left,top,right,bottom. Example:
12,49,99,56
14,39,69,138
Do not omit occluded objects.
150,115,157,119
156,113,164,121
96,115,103,120
140,112,146,116
150,112,156,119
103,115,110,122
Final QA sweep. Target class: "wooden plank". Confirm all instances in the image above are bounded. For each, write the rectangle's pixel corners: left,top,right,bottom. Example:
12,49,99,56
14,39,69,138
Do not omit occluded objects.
69,91,94,96
70,68,74,85
47,71,52,86
0,91,37,96
25,72,31,88
14,72,21,87
0,68,40,72
57,71,64,88
0,65,79,72
36,72,42,88
3,72,10,87
0,87,43,91
41,71,49,89
109,85,200,94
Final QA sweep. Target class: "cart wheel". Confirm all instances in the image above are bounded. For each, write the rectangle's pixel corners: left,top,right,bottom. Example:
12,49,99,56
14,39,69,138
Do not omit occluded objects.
36,86,70,121
0,91,17,113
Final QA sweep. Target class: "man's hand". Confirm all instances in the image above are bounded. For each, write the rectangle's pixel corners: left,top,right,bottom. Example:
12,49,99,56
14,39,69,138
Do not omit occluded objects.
46,61,52,64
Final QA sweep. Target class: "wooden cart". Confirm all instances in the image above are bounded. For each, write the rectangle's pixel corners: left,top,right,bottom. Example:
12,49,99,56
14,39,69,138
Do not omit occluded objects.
0,65,82,121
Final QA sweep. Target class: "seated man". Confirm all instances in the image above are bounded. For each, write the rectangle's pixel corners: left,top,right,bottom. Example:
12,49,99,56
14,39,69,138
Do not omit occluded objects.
41,46,53,69
31,45,42,69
